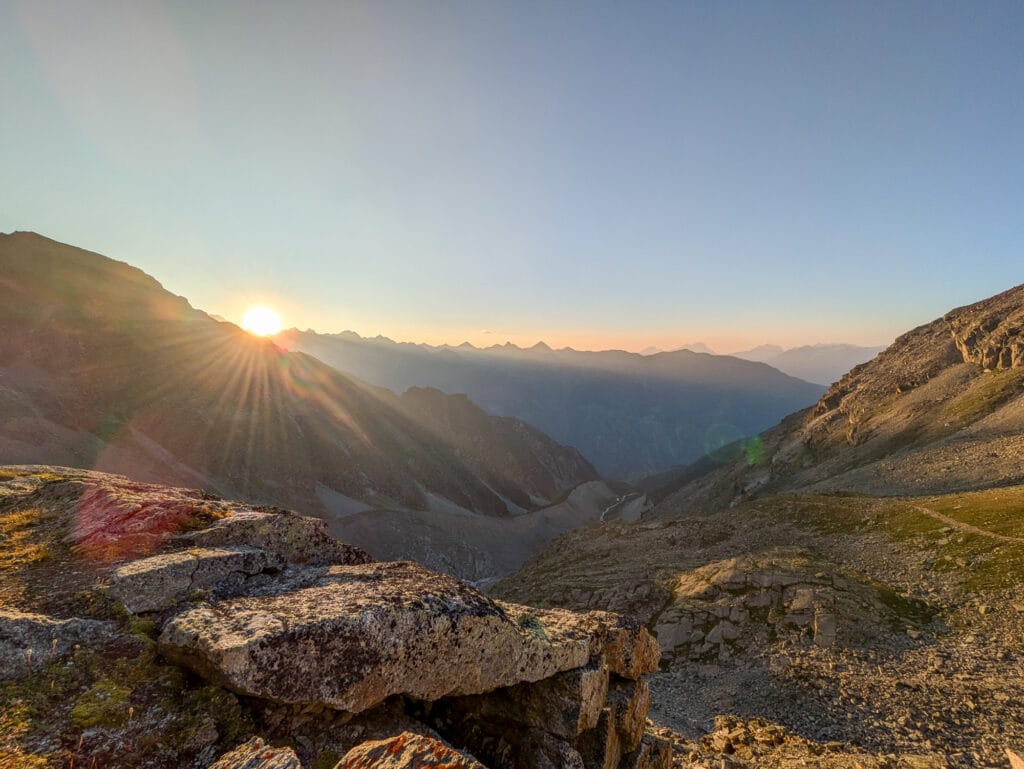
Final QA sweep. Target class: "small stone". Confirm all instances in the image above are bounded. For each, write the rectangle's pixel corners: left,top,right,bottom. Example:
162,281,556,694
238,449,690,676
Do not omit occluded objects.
209,737,301,769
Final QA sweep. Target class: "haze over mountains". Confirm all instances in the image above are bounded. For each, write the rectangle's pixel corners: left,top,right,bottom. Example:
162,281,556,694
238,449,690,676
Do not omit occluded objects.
0,232,597,529
659,283,1024,513
277,328,826,478
5,229,1024,766
640,342,886,386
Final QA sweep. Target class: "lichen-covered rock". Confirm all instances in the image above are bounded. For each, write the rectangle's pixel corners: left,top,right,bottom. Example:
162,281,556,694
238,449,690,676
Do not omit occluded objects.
159,560,658,713
28,470,369,567
338,732,487,768
0,609,115,680
208,736,302,769
606,678,651,753
66,478,228,561
107,546,284,613
175,508,369,567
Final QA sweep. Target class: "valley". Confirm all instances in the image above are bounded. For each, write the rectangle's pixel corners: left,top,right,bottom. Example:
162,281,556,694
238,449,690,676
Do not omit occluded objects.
276,328,826,479
3,3,1020,767
2,232,1023,769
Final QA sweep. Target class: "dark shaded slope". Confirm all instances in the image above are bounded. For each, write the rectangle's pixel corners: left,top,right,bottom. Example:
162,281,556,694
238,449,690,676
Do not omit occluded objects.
0,232,594,517
397,387,599,511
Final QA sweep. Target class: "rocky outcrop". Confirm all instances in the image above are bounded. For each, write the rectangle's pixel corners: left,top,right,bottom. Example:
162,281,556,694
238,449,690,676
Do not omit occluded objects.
0,609,115,680
1,467,666,769
159,560,658,713
651,550,932,662
208,737,302,769
945,284,1024,370
412,654,670,769
337,732,486,769
107,546,284,613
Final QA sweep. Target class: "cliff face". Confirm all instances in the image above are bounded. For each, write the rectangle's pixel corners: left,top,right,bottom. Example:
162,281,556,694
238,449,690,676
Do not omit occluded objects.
945,284,1024,370
0,466,668,769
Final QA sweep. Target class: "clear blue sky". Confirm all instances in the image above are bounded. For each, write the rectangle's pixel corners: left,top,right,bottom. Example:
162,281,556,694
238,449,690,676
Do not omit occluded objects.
1,1,1021,352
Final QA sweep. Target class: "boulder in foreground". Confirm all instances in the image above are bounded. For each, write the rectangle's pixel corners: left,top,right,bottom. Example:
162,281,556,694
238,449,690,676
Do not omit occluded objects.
160,560,658,713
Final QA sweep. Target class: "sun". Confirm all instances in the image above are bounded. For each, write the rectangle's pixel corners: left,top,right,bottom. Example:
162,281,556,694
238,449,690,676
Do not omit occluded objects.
241,306,282,336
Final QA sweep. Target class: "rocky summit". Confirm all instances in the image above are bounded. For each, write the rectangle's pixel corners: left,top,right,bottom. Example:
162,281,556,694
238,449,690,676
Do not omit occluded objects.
0,466,666,769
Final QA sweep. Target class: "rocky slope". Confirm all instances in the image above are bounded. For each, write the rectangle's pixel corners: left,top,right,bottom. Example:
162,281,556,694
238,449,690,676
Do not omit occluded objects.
0,232,598,554
496,488,1024,768
328,479,641,585
276,328,825,479
0,466,668,769
654,284,1024,513
496,285,1024,768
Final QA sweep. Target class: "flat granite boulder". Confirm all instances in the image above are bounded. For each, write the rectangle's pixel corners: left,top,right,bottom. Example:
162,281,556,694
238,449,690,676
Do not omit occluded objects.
338,732,487,769
174,509,370,567
107,546,284,613
159,561,658,713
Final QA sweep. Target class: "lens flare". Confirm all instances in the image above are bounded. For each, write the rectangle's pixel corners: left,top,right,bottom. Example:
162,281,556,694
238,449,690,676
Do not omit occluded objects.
242,306,282,336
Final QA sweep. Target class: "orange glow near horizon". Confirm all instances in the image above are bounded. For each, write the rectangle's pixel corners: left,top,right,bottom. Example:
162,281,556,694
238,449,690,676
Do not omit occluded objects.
241,306,283,336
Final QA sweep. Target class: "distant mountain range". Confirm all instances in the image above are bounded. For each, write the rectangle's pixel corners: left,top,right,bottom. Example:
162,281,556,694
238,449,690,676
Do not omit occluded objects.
639,342,715,356
276,328,826,478
732,343,886,385
638,342,885,385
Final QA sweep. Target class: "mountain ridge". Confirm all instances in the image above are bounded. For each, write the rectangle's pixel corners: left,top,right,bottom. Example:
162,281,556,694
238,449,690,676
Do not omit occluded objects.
276,326,826,478
652,282,1024,514
0,232,596,525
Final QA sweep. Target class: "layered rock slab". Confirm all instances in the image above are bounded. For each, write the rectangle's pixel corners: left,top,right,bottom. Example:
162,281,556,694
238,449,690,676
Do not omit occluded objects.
107,546,284,613
159,560,658,713
0,609,114,680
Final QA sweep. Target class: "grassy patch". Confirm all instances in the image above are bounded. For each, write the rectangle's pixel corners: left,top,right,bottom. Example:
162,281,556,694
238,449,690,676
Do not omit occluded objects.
921,487,1024,538
941,367,1024,425
71,678,133,728
761,490,1024,591
0,507,52,569
515,611,549,639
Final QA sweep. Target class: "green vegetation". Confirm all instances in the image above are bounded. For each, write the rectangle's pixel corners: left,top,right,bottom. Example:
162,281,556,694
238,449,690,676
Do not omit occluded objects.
922,486,1024,538
0,507,52,569
71,678,133,728
941,366,1024,425
0,700,49,768
515,611,549,639
764,490,1024,591
314,750,343,769
0,630,253,768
